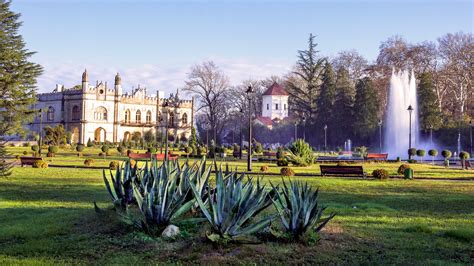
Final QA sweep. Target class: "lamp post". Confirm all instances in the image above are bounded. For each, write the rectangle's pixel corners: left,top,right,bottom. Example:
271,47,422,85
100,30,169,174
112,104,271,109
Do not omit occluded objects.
294,121,297,141
163,100,170,159
378,119,382,153
246,85,254,172
407,105,413,160
429,124,433,148
38,109,43,156
302,115,307,141
239,108,243,160
470,120,473,156
324,124,328,153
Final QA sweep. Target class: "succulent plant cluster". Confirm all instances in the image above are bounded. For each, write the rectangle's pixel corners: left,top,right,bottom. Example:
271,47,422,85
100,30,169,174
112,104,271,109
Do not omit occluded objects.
101,159,335,242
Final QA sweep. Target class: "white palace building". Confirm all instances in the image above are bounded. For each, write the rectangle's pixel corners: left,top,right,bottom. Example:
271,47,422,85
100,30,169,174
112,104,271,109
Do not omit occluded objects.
28,70,194,144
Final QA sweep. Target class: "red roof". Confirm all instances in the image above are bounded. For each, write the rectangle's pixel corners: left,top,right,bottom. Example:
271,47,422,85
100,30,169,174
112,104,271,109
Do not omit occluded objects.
255,116,273,126
262,82,289,96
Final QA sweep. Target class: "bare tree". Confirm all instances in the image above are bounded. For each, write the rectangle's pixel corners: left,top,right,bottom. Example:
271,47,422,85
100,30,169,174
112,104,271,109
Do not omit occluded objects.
183,61,231,144
331,50,368,83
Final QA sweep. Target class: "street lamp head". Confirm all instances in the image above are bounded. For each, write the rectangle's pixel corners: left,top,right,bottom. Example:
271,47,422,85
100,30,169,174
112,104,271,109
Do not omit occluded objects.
245,85,254,94
407,105,413,112
378,119,382,126
324,124,327,130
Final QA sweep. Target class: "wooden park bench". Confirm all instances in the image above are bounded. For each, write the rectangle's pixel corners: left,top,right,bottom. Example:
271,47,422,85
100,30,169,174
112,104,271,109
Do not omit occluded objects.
128,152,179,161
320,165,367,178
366,153,388,161
20,157,43,167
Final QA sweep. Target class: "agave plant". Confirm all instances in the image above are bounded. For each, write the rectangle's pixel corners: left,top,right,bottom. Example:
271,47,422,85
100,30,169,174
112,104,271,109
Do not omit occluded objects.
102,159,137,210
189,168,275,242
270,179,335,239
132,159,198,233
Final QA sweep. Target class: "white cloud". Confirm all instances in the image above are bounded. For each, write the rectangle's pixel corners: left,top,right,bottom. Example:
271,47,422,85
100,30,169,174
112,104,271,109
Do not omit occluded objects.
35,58,292,98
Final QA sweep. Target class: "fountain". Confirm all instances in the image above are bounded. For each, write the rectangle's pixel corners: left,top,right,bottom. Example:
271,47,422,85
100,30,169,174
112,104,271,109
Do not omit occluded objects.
384,70,419,159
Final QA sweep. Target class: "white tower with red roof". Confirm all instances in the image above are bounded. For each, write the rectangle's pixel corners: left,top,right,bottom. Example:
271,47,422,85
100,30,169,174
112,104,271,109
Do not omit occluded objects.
261,82,289,120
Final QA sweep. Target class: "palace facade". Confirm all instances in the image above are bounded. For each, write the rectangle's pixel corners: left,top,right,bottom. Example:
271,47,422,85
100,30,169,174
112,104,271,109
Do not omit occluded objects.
28,70,194,144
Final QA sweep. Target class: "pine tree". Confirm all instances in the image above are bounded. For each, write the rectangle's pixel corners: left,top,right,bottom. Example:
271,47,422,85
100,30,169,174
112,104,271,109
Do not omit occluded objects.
0,1,42,177
332,67,355,144
353,77,380,143
317,62,336,131
189,126,197,146
418,72,442,131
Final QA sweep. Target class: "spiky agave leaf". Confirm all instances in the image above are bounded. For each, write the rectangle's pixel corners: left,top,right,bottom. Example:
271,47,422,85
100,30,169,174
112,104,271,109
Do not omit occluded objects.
270,178,335,238
189,168,275,240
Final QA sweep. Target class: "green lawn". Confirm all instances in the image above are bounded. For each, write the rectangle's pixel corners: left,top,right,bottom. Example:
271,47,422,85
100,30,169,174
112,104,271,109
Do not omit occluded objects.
0,166,473,264
7,146,474,179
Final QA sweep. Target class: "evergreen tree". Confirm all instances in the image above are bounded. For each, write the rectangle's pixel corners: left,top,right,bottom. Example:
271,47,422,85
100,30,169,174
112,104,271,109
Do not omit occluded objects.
353,78,380,144
189,126,197,146
0,1,42,177
332,67,355,144
316,62,336,132
418,72,442,131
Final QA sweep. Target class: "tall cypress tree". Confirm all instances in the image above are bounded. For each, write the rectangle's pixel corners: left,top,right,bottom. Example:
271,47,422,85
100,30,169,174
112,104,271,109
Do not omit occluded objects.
317,62,336,133
332,67,355,144
353,77,380,144
418,72,442,131
0,0,43,177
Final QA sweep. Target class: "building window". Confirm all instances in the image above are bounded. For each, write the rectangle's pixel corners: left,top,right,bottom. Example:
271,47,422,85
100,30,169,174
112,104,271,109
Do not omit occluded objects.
267,104,269,110
275,104,279,110
136,110,141,123
72,105,80,121
182,113,188,125
284,104,287,110
146,111,152,124
125,109,131,123
157,111,162,123
94,106,107,121
47,106,55,121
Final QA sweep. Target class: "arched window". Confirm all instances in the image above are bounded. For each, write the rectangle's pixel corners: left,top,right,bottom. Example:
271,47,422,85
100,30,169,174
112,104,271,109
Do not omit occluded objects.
47,106,55,121
169,112,174,127
146,111,152,124
94,106,107,121
125,109,131,123
72,105,80,121
136,110,141,123
182,113,188,125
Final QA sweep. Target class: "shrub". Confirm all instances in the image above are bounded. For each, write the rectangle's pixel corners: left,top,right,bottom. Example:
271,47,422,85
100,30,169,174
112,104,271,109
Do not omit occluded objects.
84,158,94,166
109,161,120,170
184,146,192,156
276,147,284,159
416,149,426,158
22,151,28,155
147,147,157,154
254,142,263,154
87,138,93,147
270,179,335,239
459,151,470,160
428,149,438,157
76,144,85,152
407,159,417,164
232,144,240,158
260,165,269,172
47,152,54,157
441,150,452,159
372,169,389,180
101,145,109,153
280,167,295,177
117,146,124,154
32,160,48,168
98,152,104,157
397,164,411,175
288,139,315,166
31,145,39,152
15,155,21,160
408,148,417,157
23,142,30,147
355,146,368,158
276,159,289,167
48,145,59,153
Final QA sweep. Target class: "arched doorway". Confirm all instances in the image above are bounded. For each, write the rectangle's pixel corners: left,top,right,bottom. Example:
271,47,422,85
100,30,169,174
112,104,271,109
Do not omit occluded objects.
94,128,106,142
123,131,131,141
71,127,79,144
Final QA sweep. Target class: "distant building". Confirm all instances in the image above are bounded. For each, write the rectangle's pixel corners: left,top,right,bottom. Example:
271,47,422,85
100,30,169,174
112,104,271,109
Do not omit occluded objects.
28,70,194,144
255,82,291,128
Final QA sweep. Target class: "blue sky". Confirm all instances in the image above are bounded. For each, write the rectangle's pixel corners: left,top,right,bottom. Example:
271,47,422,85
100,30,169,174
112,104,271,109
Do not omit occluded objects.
11,0,473,95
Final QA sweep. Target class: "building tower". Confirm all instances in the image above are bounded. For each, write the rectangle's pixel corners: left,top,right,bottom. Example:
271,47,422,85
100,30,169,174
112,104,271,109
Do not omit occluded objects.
113,73,121,142
81,69,89,92
261,82,289,120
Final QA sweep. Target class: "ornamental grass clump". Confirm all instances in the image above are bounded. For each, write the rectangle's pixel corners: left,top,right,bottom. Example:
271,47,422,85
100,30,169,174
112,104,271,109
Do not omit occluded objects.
32,160,48,168
397,164,411,175
280,167,295,177
286,139,315,166
372,169,389,180
270,179,335,240
84,158,94,166
260,165,269,172
189,168,274,242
